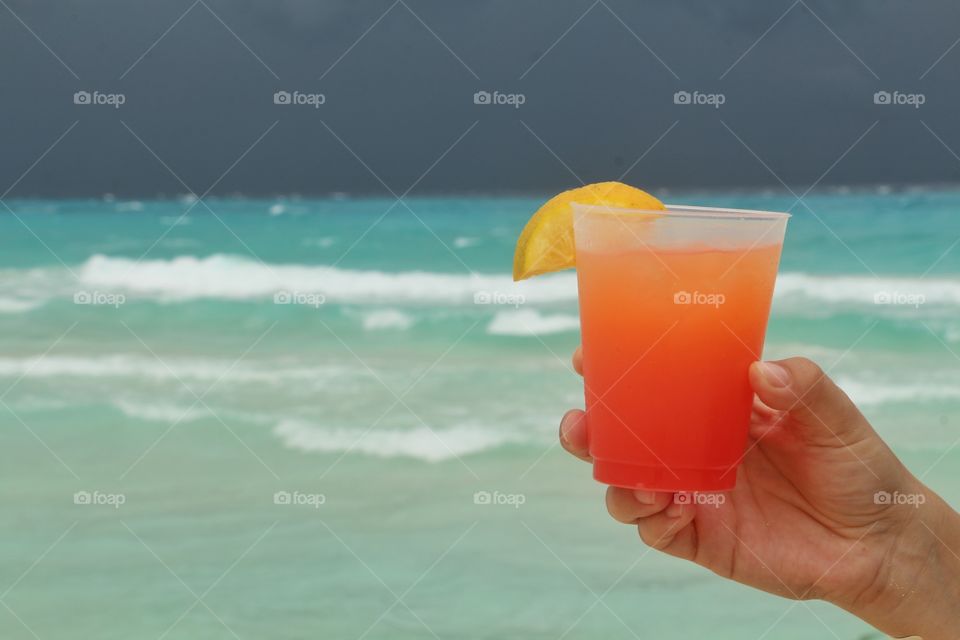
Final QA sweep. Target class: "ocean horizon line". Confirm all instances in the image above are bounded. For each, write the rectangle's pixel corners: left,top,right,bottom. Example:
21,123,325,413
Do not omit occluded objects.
7,181,960,203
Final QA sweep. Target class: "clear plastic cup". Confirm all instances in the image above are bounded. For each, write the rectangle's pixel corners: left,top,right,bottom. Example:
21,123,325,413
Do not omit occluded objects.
573,204,789,492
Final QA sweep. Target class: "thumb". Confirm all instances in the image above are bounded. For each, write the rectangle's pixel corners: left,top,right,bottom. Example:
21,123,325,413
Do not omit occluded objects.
749,357,868,443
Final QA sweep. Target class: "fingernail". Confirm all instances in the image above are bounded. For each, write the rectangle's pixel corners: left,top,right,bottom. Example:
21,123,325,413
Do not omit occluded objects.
666,501,683,518
758,362,791,388
634,490,656,505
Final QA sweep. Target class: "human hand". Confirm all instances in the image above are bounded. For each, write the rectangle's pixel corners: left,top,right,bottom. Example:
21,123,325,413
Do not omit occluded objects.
561,347,960,639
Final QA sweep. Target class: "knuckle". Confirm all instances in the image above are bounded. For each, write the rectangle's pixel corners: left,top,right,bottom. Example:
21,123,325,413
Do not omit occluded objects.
787,357,824,384
637,524,670,549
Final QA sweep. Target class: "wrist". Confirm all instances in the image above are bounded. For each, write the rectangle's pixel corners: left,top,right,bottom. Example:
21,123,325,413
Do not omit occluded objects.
837,477,960,639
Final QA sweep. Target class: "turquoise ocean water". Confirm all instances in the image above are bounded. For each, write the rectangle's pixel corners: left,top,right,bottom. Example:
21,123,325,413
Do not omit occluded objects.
3,190,960,638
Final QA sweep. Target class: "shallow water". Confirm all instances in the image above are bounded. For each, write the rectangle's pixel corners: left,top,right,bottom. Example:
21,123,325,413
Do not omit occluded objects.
1,191,958,638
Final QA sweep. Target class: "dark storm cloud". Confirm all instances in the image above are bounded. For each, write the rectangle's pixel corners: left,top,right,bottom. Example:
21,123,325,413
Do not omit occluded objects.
2,0,960,197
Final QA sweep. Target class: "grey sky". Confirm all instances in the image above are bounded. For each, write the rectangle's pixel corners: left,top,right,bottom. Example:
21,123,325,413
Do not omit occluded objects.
2,0,960,197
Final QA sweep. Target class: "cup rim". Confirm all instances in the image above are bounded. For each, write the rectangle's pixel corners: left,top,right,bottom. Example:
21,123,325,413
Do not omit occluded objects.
572,203,791,220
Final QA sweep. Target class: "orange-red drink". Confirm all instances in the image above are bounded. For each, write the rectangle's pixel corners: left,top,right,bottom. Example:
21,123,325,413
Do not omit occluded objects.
573,204,788,492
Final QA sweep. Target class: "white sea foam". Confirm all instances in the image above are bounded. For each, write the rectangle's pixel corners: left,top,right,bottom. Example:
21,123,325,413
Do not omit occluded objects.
75,254,578,304
487,310,580,336
453,236,480,249
273,419,521,461
775,273,960,306
113,399,209,423
362,309,414,331
0,354,357,385
0,297,43,314
115,201,144,212
835,376,960,406
8,254,960,312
